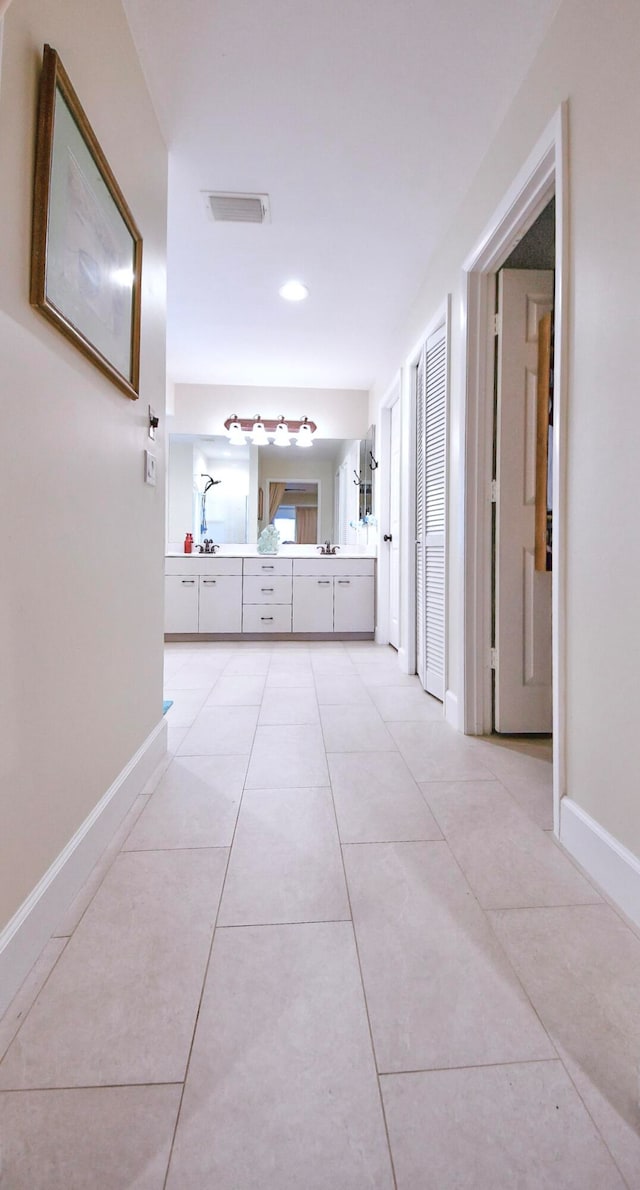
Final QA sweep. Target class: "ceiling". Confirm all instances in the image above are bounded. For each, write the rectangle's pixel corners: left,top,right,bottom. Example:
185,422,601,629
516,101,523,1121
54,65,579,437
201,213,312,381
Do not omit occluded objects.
122,0,560,391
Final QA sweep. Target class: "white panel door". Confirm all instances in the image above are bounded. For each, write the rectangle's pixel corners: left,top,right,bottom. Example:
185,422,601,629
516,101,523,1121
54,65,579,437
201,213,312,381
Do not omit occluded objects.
495,269,553,732
415,325,447,700
388,394,401,650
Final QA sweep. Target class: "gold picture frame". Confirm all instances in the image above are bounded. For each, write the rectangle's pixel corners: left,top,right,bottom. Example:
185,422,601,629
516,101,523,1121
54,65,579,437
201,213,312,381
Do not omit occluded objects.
31,45,142,400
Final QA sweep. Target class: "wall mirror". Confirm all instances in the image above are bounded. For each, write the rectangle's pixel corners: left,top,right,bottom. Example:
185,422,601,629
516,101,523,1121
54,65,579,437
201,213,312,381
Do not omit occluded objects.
166,433,375,548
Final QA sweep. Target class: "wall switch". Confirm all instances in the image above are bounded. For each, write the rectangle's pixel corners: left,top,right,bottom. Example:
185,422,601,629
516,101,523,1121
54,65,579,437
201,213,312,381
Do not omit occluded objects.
148,405,159,440
144,449,157,486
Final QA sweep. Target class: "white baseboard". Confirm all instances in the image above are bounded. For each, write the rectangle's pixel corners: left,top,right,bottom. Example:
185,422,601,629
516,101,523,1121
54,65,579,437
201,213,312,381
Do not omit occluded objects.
0,718,167,1018
560,797,640,930
445,688,461,731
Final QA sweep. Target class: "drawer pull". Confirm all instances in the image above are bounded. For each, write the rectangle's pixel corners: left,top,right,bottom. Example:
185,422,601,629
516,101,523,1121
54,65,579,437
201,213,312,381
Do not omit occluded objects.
261,565,275,570
337,580,351,585
181,579,196,585
261,587,274,593
202,580,216,585
260,616,274,622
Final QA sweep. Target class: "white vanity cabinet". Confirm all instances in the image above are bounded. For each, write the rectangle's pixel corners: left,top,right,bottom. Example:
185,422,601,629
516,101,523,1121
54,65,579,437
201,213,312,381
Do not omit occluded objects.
165,553,375,638
165,557,242,633
292,558,375,634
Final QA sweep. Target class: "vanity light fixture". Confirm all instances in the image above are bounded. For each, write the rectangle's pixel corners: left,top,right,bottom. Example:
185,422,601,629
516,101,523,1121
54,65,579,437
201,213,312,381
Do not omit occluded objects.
279,280,309,302
223,415,317,447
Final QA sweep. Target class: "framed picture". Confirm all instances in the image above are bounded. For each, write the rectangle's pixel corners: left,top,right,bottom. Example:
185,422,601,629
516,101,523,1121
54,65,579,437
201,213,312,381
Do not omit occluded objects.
31,45,142,400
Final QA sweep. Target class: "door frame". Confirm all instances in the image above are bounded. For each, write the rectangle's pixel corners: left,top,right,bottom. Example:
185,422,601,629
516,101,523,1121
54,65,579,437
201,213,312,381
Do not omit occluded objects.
461,103,568,835
375,371,401,646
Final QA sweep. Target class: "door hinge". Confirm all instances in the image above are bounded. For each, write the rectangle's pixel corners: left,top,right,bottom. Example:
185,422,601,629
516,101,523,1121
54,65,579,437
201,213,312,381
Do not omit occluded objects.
493,313,501,336
490,647,497,670
491,479,498,503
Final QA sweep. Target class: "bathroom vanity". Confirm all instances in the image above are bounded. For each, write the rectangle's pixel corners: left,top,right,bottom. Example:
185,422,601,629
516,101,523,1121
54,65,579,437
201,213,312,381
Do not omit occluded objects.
164,548,376,639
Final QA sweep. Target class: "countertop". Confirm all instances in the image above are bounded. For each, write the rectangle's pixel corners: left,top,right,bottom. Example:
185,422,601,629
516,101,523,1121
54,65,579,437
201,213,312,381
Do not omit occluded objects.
166,545,377,559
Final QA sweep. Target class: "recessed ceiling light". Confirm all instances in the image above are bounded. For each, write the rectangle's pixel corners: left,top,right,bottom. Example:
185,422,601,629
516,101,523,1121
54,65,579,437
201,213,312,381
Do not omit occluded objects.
279,280,308,302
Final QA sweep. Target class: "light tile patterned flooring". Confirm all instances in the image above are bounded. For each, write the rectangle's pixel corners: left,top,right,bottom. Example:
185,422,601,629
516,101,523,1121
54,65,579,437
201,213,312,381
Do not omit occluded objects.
1,641,640,1187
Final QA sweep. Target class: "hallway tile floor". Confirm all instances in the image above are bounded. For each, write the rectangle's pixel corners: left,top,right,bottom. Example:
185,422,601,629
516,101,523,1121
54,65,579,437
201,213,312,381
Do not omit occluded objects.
1,641,639,1188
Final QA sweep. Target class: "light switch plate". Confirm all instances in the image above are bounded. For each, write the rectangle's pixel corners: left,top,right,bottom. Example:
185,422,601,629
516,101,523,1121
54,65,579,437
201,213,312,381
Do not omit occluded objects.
144,449,157,486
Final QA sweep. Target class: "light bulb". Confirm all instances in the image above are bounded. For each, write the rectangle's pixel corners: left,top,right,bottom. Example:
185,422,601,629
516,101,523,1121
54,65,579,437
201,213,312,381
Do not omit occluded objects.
251,421,270,445
227,420,246,445
274,421,291,447
279,280,309,302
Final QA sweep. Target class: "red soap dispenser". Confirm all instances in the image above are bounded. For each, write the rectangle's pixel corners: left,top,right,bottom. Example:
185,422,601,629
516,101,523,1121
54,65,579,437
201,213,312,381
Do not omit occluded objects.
184,533,193,554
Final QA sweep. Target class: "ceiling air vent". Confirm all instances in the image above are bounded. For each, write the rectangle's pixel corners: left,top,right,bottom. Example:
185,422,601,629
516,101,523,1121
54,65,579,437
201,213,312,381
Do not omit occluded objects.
204,192,270,224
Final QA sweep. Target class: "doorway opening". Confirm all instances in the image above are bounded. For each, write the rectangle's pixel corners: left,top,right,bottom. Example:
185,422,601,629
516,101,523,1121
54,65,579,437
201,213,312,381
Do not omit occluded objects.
267,481,318,544
492,200,555,734
462,105,568,835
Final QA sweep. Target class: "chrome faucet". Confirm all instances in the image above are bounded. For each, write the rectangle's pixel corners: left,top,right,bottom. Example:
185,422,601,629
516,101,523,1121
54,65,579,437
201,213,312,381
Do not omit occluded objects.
317,541,339,556
198,539,219,554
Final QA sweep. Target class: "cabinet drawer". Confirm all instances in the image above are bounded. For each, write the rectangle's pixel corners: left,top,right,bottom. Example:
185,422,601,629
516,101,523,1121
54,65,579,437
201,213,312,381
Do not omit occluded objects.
243,558,293,578
166,557,242,576
292,557,375,577
242,603,292,633
243,575,292,604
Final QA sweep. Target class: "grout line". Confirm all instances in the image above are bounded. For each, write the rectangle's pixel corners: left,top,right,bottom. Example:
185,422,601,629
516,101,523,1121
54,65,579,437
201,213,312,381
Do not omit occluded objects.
0,937,71,1065
161,679,261,1190
0,1080,185,1094
340,838,444,846
215,917,352,930
324,755,399,1189
377,1056,566,1077
123,845,232,854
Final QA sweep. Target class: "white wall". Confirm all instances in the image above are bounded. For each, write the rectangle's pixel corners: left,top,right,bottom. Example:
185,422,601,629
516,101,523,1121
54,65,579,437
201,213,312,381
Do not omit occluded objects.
171,383,370,440
0,0,167,929
372,0,640,859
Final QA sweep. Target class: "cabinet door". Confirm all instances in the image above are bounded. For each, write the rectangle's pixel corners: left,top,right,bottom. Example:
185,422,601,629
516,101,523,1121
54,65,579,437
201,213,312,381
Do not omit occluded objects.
333,576,374,633
165,575,199,633
199,576,242,632
292,576,334,632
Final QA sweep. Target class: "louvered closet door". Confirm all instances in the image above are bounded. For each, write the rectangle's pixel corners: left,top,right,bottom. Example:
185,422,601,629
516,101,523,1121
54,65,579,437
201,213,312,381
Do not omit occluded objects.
415,325,446,700
415,351,426,687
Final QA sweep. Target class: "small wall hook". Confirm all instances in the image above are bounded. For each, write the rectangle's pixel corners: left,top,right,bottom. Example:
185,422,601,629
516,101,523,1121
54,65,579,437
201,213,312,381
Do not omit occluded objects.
369,451,379,470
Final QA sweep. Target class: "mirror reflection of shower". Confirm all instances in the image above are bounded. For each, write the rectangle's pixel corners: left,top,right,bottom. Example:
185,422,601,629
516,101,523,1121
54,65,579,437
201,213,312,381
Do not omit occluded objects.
199,473,221,537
